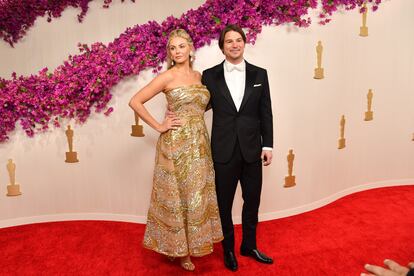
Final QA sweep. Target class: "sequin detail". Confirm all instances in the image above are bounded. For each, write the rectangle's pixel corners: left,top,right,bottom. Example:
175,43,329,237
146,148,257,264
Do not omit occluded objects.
143,84,223,257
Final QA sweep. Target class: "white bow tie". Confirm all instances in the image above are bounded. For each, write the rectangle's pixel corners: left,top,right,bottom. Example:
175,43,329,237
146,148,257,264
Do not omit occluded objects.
226,62,245,72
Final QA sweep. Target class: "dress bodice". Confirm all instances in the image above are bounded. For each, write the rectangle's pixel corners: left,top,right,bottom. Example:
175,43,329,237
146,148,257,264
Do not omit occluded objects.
165,84,209,118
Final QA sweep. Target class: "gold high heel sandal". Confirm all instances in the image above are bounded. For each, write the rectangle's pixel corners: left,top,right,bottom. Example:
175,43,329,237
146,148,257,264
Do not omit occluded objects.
180,257,195,271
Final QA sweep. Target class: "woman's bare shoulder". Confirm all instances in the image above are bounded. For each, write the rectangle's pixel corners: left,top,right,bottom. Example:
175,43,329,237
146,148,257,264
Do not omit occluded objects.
157,69,175,81
152,69,175,88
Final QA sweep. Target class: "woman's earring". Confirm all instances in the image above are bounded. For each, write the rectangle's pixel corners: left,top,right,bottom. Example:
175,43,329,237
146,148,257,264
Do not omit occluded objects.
171,60,175,66
190,52,194,62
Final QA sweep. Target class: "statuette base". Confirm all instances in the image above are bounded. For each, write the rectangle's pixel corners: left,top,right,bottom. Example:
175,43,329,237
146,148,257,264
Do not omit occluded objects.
7,184,22,196
360,26,368,37
131,125,145,137
338,138,346,149
65,152,79,163
284,176,296,188
364,111,373,121
314,68,324,79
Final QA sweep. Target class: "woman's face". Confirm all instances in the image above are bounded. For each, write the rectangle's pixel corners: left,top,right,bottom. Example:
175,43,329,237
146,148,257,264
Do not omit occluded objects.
168,36,191,65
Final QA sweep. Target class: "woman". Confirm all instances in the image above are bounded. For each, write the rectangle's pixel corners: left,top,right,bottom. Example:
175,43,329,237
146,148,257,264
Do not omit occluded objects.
129,29,223,271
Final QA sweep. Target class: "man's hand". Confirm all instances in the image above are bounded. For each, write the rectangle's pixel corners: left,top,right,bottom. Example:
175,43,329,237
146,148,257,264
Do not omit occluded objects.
362,259,414,276
261,150,272,166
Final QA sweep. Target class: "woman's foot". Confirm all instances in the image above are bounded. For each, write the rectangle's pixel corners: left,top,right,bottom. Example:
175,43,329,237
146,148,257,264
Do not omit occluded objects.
180,256,195,271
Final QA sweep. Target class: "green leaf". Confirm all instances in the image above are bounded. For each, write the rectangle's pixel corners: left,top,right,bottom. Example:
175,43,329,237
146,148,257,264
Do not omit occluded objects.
212,16,221,24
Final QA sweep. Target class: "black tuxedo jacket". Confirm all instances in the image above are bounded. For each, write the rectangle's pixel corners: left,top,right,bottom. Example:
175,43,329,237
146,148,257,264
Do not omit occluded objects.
202,61,273,163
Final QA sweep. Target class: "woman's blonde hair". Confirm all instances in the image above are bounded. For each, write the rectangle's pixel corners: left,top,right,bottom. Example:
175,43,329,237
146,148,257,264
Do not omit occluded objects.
166,29,194,69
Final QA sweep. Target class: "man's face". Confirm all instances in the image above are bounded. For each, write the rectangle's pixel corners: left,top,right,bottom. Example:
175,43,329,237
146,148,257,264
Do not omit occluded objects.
222,30,245,63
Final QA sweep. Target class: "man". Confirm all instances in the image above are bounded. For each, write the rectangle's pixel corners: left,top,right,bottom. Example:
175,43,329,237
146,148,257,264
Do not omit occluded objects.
201,25,274,271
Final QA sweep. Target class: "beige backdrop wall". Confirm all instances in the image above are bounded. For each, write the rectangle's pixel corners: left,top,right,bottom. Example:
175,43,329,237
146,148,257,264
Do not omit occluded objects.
1,0,413,228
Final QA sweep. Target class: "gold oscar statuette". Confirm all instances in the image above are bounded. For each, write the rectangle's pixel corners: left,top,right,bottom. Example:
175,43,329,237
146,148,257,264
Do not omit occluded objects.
364,89,373,121
284,149,296,188
65,125,79,163
338,115,346,149
359,3,369,37
6,159,22,196
131,112,145,137
314,41,324,79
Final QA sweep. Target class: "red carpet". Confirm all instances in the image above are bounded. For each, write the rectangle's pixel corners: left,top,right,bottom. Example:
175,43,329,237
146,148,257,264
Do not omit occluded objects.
1,185,413,275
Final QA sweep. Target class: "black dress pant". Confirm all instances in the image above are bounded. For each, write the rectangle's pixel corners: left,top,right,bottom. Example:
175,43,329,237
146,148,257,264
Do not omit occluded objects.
214,140,262,252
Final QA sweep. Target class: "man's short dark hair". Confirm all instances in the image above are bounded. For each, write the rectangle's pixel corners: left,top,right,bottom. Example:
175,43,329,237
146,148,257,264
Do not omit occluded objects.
218,25,246,50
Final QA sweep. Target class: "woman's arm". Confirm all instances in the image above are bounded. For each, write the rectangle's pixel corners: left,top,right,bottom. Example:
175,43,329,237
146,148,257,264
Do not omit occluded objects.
129,72,181,133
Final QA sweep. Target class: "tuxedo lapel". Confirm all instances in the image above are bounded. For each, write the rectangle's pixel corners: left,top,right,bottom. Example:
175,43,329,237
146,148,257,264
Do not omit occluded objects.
215,63,238,112
239,61,257,113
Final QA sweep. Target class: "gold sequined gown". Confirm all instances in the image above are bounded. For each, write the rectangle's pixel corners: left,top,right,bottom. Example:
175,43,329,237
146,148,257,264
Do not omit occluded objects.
143,84,223,257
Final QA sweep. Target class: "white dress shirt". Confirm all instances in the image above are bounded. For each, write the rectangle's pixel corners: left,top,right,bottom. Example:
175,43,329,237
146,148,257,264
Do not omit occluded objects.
223,60,272,152
224,59,246,111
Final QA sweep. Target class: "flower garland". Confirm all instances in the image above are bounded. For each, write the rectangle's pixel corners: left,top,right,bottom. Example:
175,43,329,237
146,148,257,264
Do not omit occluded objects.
0,0,135,47
319,0,382,24
0,0,382,142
